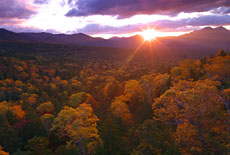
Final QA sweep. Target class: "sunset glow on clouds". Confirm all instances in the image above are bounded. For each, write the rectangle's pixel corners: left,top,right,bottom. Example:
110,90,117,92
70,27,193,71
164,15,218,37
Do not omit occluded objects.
0,0,230,38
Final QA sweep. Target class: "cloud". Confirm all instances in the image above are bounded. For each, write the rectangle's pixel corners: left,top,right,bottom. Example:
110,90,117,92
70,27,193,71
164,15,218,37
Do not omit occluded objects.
211,7,230,14
154,15,230,30
33,0,50,4
75,14,230,35
0,18,23,25
0,24,59,34
65,0,230,18
0,0,36,19
75,24,142,34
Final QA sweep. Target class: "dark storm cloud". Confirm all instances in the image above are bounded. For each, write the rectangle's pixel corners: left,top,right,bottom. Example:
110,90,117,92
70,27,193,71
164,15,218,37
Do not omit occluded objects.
65,0,230,17
0,0,35,19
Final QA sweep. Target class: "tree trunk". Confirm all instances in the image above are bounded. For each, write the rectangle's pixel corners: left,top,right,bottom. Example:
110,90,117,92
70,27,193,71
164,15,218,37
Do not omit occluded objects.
78,141,86,155
219,95,230,155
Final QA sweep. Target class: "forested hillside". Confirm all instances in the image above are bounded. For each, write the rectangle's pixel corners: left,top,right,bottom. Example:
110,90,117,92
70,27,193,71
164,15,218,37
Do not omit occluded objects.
0,45,230,154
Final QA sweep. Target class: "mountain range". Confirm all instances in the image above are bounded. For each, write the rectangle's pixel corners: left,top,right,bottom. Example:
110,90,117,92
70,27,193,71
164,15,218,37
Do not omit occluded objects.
0,27,230,57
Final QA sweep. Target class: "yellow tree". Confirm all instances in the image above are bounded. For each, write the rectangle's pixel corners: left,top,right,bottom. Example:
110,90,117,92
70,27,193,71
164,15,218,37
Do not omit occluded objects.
124,80,142,99
204,54,230,88
152,79,228,154
139,73,156,105
103,77,123,100
175,120,201,154
68,92,99,111
70,79,81,92
139,73,171,104
51,103,102,155
124,80,143,116
36,102,55,115
171,59,202,81
0,146,9,155
9,105,25,120
110,95,132,125
27,94,37,106
152,73,171,98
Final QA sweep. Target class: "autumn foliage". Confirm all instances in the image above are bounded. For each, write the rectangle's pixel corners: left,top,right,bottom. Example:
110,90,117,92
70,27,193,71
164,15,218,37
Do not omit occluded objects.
0,47,229,154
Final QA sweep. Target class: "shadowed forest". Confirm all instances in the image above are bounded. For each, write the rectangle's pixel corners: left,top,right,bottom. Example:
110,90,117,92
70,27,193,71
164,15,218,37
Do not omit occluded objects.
0,42,230,155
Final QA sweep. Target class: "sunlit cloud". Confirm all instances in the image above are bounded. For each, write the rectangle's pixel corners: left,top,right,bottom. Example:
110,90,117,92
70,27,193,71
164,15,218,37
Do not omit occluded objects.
23,0,81,33
0,0,230,38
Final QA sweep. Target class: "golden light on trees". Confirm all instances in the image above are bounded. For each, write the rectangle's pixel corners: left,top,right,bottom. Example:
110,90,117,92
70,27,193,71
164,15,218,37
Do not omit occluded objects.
51,104,102,154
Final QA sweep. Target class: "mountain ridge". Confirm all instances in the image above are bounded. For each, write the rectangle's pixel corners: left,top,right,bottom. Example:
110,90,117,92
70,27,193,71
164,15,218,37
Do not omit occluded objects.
0,27,229,54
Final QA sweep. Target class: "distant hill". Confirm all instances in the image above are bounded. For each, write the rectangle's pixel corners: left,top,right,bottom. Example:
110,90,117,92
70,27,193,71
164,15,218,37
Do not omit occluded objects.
0,28,144,49
151,27,230,57
0,27,229,58
168,26,230,49
0,28,104,45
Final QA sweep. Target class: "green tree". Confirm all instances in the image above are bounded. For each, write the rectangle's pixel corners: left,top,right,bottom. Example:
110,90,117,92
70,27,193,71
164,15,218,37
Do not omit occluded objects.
40,114,54,135
27,136,52,155
132,120,179,155
100,115,125,154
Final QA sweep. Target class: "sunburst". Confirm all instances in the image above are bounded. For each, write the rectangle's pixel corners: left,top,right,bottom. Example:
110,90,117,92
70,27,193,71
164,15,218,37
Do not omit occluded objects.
141,28,157,41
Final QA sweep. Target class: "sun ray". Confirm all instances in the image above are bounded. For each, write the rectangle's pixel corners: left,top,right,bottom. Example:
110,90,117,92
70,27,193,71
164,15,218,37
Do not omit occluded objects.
126,40,145,64
119,40,145,71
148,39,154,62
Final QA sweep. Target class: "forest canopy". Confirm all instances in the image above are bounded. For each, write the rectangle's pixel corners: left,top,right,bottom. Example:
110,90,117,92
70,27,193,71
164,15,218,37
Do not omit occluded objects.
0,44,229,154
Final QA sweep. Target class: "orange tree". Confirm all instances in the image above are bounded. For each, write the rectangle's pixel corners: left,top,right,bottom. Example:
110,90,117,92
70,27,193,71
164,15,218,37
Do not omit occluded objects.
152,79,229,154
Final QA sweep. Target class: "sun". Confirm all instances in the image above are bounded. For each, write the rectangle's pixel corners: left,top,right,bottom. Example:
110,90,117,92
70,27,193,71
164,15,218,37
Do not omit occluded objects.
141,28,157,41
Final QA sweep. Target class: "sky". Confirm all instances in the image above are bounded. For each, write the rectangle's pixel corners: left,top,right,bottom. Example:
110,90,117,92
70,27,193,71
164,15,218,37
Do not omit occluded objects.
0,0,230,38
